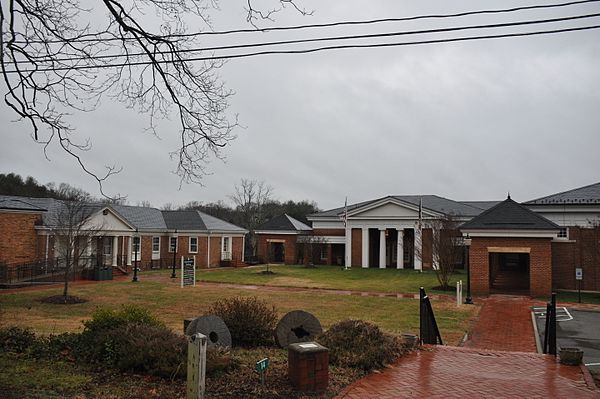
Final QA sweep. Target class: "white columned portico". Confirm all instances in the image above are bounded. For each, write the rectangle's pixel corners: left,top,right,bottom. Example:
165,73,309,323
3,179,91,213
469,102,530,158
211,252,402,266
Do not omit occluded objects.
126,235,132,266
361,228,369,268
396,229,404,269
414,227,422,271
345,227,352,268
379,228,386,269
112,235,118,266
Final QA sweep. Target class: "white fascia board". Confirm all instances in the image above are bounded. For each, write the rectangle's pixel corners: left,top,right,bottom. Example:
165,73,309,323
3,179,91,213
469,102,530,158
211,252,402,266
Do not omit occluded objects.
460,229,559,238
207,231,248,235
0,208,45,214
306,216,342,222
320,236,346,244
527,205,600,213
255,230,302,235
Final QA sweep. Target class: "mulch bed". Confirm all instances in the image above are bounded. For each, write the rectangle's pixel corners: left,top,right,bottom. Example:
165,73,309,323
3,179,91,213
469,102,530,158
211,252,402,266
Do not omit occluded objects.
39,295,87,304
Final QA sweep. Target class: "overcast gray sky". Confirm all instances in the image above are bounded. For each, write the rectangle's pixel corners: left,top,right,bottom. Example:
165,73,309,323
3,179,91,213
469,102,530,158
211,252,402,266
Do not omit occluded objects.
2,0,599,210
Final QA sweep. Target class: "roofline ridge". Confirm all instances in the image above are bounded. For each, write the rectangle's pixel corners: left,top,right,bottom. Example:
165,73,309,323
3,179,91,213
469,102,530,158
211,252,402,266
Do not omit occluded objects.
524,181,600,204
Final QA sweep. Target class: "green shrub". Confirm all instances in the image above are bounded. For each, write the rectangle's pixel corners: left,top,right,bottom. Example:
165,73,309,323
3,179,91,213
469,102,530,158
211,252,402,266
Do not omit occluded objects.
79,305,165,366
82,305,163,333
209,296,277,347
0,326,37,353
317,320,404,371
30,332,82,360
112,323,187,378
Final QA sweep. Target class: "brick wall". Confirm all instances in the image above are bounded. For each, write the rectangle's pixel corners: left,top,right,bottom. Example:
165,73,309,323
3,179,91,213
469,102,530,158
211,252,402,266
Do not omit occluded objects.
0,212,42,264
351,228,361,267
210,236,221,267
421,228,433,270
552,227,600,291
469,237,552,297
313,229,345,236
256,233,298,265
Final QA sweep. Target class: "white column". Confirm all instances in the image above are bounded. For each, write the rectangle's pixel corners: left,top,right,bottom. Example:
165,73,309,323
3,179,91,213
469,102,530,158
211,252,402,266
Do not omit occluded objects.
396,229,404,269
379,228,386,269
414,227,422,271
345,227,352,268
361,228,369,268
126,236,132,266
112,235,118,266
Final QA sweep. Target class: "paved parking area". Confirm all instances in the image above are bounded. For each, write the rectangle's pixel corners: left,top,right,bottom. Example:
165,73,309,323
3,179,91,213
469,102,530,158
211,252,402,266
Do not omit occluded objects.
535,308,600,371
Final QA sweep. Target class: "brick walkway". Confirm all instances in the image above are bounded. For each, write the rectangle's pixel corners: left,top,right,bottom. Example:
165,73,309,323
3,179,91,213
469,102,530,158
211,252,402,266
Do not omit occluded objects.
463,295,539,352
336,346,599,398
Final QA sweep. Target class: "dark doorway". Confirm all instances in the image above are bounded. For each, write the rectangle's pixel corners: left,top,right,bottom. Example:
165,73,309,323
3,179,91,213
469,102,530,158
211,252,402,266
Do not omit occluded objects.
269,242,285,263
331,244,345,266
369,229,380,268
489,252,530,294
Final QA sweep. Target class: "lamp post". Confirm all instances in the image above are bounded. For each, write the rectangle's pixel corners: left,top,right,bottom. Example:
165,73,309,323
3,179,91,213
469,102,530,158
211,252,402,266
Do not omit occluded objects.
132,229,139,283
171,230,177,279
464,235,473,304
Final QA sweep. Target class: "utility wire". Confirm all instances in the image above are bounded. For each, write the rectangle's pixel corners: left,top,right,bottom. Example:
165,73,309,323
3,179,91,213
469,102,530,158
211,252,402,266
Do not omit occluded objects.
5,24,599,74
8,12,600,65
7,0,600,44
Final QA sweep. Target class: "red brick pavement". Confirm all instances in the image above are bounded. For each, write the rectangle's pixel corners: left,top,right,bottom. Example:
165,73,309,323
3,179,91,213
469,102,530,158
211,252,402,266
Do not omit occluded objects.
336,346,599,399
463,295,540,352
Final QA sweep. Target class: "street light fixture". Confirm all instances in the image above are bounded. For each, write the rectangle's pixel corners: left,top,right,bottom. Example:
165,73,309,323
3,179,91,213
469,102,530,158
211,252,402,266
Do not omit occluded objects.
171,230,177,279
132,229,139,283
464,234,473,304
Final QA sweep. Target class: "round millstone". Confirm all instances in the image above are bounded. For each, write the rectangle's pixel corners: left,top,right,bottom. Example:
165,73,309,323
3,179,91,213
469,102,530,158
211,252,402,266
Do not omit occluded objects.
185,314,232,348
275,310,323,348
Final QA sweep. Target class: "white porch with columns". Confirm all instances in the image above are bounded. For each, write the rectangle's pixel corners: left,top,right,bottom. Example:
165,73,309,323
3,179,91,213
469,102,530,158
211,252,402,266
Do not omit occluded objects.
396,229,404,269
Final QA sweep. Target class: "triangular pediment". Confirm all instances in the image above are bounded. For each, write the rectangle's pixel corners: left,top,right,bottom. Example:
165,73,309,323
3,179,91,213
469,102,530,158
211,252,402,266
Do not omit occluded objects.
85,207,135,232
348,198,438,219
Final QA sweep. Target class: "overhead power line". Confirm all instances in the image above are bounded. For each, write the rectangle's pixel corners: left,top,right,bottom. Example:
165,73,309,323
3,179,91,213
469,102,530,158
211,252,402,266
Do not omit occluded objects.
7,0,600,44
8,12,600,66
4,24,599,74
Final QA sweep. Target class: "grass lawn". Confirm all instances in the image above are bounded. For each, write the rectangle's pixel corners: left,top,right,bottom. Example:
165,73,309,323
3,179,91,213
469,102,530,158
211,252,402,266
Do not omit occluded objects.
554,290,600,305
196,264,466,294
0,273,477,345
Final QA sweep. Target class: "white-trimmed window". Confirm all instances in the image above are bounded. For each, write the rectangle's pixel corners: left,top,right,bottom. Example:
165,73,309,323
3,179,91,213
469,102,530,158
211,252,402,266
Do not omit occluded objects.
189,237,198,253
152,236,160,259
320,246,327,260
169,236,178,253
221,236,231,260
132,236,141,261
557,227,569,239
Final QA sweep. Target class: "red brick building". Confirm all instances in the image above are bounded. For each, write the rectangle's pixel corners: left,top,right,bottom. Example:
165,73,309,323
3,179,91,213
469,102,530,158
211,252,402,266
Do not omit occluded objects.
256,182,600,297
0,195,247,279
255,214,311,264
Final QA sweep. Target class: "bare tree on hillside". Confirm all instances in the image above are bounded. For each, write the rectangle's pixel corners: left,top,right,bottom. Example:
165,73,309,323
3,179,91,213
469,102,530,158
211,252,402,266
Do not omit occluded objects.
51,187,102,299
229,178,273,256
416,214,463,290
1,1,309,197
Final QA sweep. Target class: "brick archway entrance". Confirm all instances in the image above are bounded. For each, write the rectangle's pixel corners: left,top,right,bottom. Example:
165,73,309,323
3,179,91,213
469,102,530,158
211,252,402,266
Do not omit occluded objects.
489,252,530,294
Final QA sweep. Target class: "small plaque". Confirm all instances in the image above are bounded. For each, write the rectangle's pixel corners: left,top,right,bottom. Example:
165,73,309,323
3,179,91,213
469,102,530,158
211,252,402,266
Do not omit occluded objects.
575,268,583,281
255,358,269,373
299,343,319,349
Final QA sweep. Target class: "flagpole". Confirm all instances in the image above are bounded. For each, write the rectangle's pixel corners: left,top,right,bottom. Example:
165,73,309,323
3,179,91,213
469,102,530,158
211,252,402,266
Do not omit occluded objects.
343,197,349,271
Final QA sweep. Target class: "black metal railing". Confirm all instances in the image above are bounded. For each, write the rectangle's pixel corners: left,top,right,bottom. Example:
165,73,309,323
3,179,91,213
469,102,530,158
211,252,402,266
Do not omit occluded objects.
543,292,557,356
419,287,443,345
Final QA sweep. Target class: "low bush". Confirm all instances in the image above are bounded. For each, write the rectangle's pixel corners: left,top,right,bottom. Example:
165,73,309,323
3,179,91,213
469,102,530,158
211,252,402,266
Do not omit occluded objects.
317,320,404,372
209,296,278,347
0,326,37,353
111,323,187,378
206,347,240,376
82,305,163,333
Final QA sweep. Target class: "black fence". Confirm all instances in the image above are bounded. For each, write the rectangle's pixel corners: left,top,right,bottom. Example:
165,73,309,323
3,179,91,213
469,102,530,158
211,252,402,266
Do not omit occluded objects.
543,292,557,356
419,287,443,345
0,255,122,287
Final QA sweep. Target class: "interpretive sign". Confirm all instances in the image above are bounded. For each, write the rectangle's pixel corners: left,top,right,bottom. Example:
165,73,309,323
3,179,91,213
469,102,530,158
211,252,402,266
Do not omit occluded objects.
575,268,583,281
181,256,196,288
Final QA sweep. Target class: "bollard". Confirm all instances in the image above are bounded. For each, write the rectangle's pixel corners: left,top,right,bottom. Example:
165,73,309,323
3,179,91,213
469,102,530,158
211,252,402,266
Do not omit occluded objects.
187,333,207,399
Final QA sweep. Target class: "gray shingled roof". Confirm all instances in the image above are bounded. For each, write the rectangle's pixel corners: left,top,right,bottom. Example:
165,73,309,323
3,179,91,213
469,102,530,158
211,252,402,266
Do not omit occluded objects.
460,201,501,211
309,195,485,218
460,198,559,230
198,211,247,233
524,182,600,205
257,214,312,232
162,210,206,231
0,197,47,212
111,205,166,230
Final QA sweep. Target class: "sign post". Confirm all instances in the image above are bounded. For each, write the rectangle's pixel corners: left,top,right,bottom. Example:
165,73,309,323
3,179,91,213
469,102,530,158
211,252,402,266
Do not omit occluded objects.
255,358,269,386
187,333,207,399
575,267,583,303
181,256,196,288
